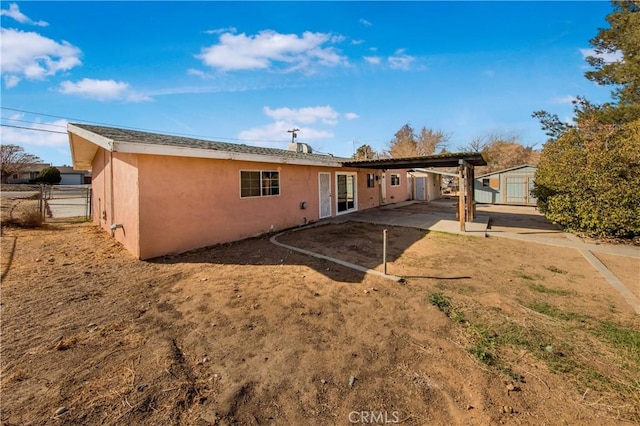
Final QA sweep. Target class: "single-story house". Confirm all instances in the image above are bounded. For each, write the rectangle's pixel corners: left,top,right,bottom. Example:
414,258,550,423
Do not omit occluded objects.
68,123,486,259
5,164,91,185
474,165,537,206
68,124,411,259
56,166,91,185
5,163,51,183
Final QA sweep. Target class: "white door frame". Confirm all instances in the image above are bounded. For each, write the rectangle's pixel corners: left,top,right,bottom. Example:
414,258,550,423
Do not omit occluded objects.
380,172,387,204
335,172,358,215
318,172,332,219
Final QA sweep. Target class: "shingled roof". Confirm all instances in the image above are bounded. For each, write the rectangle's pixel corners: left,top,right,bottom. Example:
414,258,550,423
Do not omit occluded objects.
68,123,487,171
68,123,348,169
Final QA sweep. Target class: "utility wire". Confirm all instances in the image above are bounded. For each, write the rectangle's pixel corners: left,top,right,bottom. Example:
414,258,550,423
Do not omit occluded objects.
0,106,288,145
1,123,67,134
1,117,68,129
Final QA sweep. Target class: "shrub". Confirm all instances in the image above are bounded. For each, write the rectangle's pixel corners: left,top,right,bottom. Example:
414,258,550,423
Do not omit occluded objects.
534,118,640,238
10,201,44,228
35,167,61,184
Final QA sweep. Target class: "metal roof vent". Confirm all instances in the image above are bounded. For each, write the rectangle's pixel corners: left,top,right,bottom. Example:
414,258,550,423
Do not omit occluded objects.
287,142,313,154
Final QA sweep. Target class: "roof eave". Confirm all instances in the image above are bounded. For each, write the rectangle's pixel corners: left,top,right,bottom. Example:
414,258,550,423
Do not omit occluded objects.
112,141,344,167
476,164,537,178
68,124,115,170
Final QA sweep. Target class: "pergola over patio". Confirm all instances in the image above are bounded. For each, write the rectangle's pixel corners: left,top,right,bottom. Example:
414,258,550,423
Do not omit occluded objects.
342,152,487,231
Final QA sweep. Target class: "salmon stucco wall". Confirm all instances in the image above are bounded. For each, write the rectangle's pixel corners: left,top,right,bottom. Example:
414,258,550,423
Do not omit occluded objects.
356,170,382,210
91,149,141,257
92,149,409,259
385,171,410,203
136,156,382,259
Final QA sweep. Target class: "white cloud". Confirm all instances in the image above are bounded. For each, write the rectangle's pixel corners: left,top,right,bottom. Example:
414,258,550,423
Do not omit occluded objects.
351,39,365,45
359,18,372,27
3,74,20,88
196,30,348,72
364,56,382,65
388,49,415,70
579,48,623,64
59,78,151,102
1,115,68,148
264,106,339,125
238,105,350,145
1,3,48,26
551,95,577,105
238,121,334,144
187,68,212,79
204,26,237,35
0,28,81,87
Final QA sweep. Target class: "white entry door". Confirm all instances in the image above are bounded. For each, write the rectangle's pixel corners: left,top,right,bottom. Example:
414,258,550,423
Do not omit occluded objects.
318,172,332,218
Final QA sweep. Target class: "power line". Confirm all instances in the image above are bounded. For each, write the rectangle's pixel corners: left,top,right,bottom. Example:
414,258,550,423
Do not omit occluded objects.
1,117,68,129
1,123,67,134
0,106,288,146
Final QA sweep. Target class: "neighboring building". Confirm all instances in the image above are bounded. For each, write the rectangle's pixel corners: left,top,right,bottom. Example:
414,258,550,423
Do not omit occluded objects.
57,166,91,185
5,164,91,185
67,124,411,260
5,163,50,183
474,165,537,206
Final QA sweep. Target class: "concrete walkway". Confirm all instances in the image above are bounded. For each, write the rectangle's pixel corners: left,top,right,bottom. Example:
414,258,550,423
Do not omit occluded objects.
325,200,639,314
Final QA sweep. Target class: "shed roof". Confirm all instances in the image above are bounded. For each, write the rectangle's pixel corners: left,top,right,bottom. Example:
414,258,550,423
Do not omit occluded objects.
476,164,537,178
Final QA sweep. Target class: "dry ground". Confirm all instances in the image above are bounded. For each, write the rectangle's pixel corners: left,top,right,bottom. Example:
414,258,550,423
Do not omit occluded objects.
1,221,639,425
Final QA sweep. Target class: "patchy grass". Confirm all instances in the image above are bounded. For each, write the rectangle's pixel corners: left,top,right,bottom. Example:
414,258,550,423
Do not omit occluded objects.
516,272,535,281
466,324,497,366
428,292,451,312
597,321,640,364
429,292,466,323
526,301,585,321
545,265,568,274
514,268,546,282
529,283,573,296
429,291,639,413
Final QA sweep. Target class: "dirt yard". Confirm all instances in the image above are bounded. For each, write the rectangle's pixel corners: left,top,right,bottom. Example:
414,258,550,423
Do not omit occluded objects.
1,221,639,425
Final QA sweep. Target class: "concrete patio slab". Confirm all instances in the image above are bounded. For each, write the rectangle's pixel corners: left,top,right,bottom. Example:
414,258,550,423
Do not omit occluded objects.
331,199,490,236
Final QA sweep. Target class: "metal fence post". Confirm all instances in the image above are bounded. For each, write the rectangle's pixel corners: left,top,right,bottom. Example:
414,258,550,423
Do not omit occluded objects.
383,229,388,275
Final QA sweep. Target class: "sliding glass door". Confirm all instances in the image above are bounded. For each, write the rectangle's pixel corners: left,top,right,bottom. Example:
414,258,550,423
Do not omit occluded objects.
336,173,357,214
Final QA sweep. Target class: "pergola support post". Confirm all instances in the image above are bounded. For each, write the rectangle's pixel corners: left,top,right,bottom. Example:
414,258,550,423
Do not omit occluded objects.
458,159,475,232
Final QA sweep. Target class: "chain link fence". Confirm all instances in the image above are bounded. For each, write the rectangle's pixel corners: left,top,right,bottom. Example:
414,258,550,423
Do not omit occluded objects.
1,184,91,227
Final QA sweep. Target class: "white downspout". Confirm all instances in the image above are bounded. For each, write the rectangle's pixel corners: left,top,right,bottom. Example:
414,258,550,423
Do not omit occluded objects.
109,150,123,235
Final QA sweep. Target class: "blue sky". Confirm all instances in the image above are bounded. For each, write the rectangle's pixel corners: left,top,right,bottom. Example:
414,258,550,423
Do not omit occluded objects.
1,1,616,167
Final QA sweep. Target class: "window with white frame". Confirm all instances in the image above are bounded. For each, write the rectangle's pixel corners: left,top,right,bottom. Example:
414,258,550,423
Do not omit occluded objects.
240,170,280,198
390,174,401,187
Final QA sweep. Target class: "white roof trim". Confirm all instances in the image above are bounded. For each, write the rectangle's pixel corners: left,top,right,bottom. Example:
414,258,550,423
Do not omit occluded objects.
68,124,113,150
